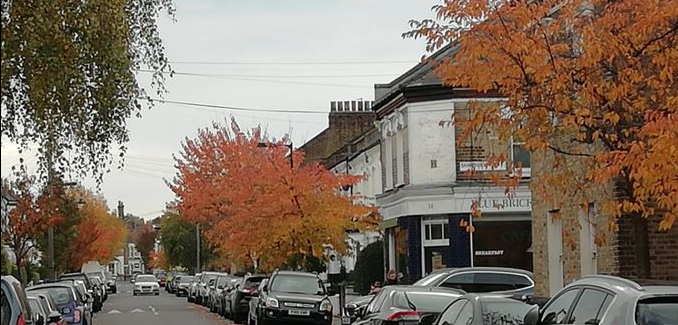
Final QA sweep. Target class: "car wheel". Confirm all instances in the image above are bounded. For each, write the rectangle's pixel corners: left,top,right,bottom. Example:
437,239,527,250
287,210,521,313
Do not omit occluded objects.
155,292,159,296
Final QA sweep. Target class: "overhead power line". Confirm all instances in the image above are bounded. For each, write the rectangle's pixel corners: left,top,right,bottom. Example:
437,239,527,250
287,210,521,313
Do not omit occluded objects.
138,69,398,79
168,60,417,65
143,98,329,115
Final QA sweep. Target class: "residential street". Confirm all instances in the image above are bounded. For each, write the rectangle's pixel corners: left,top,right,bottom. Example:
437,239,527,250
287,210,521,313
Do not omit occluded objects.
95,283,234,325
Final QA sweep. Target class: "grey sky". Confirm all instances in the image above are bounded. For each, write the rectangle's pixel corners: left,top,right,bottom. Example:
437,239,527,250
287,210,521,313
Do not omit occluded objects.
1,0,437,219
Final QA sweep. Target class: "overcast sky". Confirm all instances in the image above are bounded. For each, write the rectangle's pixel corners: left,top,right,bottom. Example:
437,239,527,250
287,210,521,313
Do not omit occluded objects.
1,0,437,219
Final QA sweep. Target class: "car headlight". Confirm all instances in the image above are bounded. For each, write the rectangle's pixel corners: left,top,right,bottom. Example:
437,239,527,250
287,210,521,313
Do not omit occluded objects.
135,285,141,290
320,299,333,312
265,297,279,308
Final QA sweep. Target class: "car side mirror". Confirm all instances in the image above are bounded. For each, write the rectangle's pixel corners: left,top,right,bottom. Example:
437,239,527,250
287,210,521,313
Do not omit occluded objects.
524,305,540,325
419,314,436,325
130,279,135,283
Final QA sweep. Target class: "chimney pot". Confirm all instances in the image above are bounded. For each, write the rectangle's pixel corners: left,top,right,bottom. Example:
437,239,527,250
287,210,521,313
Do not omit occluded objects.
344,101,350,112
331,101,336,112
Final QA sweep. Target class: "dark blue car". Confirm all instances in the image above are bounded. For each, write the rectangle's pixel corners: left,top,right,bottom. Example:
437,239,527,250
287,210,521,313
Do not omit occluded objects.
26,283,91,325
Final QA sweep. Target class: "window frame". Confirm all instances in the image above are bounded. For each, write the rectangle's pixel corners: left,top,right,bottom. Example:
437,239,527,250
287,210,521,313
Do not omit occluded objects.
422,216,450,247
439,271,535,294
510,139,531,178
539,287,582,324
566,286,616,325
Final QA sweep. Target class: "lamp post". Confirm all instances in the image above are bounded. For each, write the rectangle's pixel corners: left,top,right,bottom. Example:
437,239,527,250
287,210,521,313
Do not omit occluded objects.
257,141,294,169
47,180,80,280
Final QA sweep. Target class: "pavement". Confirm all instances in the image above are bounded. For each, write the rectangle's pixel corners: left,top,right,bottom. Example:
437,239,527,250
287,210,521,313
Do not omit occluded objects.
94,282,356,325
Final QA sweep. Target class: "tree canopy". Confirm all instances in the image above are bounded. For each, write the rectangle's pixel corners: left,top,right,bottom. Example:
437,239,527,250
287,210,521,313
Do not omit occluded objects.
1,0,174,183
170,119,380,271
406,0,677,232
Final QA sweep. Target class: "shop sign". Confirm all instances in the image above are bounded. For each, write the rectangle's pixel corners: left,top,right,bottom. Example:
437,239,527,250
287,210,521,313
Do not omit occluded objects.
459,161,507,172
475,250,504,256
478,197,531,210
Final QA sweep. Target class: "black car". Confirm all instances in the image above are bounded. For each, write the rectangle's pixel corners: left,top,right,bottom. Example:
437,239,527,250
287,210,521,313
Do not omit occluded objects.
351,285,464,325
175,276,194,297
413,267,535,296
59,273,102,312
429,294,531,325
223,274,267,323
254,270,334,325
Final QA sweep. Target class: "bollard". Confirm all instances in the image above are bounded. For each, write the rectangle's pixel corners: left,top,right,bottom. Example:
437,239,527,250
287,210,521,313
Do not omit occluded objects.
339,281,351,325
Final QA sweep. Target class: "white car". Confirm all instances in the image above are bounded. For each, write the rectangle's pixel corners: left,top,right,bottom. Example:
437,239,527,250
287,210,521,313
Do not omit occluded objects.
133,274,160,296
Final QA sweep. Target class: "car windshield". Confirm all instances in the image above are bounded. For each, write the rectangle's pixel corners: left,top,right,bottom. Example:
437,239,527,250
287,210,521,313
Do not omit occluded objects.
636,297,678,325
216,276,230,287
29,287,73,306
180,276,194,283
413,272,448,286
482,300,532,324
269,275,325,295
392,291,459,311
136,275,157,283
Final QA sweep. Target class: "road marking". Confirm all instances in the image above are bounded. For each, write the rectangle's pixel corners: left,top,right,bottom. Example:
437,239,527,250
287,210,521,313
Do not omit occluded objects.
107,310,121,314
130,308,145,313
149,305,159,316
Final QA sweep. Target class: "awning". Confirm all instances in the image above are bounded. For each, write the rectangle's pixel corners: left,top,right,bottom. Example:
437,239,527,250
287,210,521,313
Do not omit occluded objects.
378,218,398,230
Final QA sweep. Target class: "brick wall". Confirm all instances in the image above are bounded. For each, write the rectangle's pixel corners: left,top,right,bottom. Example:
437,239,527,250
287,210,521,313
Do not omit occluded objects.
299,110,375,165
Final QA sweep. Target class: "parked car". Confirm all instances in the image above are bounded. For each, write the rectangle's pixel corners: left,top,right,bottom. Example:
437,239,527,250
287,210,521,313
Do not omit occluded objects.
223,274,267,323
350,285,464,325
175,276,194,297
27,295,66,325
132,274,160,296
187,273,202,302
523,275,678,325
253,270,334,325
1,275,35,325
344,294,375,324
27,292,66,325
413,267,535,296
56,279,94,317
103,272,117,294
26,283,92,325
59,273,102,312
197,272,224,305
427,293,531,325
158,275,167,288
88,276,107,302
248,278,269,325
210,276,237,314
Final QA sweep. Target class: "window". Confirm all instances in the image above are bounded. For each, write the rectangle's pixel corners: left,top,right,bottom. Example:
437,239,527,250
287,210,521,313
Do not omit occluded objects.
440,272,532,293
423,217,450,245
541,289,580,324
569,289,611,325
454,301,474,325
441,273,474,291
439,300,468,325
636,296,678,325
511,141,531,177
481,300,532,325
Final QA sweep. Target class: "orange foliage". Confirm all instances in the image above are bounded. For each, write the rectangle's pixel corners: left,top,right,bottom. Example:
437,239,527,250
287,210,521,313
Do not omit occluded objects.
170,120,380,270
148,250,169,270
66,189,127,269
407,0,678,230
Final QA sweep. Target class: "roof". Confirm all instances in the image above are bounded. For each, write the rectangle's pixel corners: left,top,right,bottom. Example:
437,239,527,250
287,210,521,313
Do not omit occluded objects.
429,267,534,278
26,283,73,290
273,270,320,278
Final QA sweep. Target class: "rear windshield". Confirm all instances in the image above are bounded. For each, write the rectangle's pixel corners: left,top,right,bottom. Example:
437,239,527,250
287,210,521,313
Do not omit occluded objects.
244,277,266,289
180,276,194,283
482,300,532,324
29,287,73,306
636,296,678,325
393,292,459,311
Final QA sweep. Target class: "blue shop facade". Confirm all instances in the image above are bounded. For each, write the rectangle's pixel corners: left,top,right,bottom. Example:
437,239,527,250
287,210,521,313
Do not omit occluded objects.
378,185,533,283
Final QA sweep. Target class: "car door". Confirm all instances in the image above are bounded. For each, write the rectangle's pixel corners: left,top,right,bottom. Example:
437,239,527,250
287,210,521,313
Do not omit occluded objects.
540,288,581,324
566,288,613,325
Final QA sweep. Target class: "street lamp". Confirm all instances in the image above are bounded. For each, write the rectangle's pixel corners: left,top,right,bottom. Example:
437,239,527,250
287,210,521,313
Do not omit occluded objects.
257,141,294,169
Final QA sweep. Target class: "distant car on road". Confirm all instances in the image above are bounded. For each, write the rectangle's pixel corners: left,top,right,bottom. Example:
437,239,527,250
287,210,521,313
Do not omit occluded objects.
187,273,202,302
196,272,224,305
1,275,35,325
413,267,535,296
26,292,66,325
248,278,269,325
253,270,334,325
133,274,160,296
523,275,678,325
59,272,102,312
208,275,235,313
104,271,117,294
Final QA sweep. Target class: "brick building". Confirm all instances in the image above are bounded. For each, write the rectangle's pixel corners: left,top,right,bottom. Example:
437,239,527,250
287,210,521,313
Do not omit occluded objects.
531,149,678,296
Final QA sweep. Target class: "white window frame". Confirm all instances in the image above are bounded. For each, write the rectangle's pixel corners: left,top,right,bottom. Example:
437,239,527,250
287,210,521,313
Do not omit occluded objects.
510,139,531,178
422,216,450,247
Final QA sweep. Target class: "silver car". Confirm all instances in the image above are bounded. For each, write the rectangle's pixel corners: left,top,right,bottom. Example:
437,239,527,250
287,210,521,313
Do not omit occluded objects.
524,275,677,325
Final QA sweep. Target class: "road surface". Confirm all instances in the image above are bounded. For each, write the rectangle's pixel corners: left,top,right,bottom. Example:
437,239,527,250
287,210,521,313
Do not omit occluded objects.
94,282,235,325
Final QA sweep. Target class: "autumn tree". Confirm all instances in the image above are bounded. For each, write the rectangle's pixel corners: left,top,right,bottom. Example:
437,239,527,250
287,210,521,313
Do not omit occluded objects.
65,189,127,270
170,120,379,271
135,224,157,270
406,0,678,232
1,0,174,183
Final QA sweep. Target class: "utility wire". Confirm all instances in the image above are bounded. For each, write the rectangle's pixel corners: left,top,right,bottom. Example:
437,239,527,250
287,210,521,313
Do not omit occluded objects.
168,60,416,65
143,98,329,115
138,70,369,88
138,69,398,79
